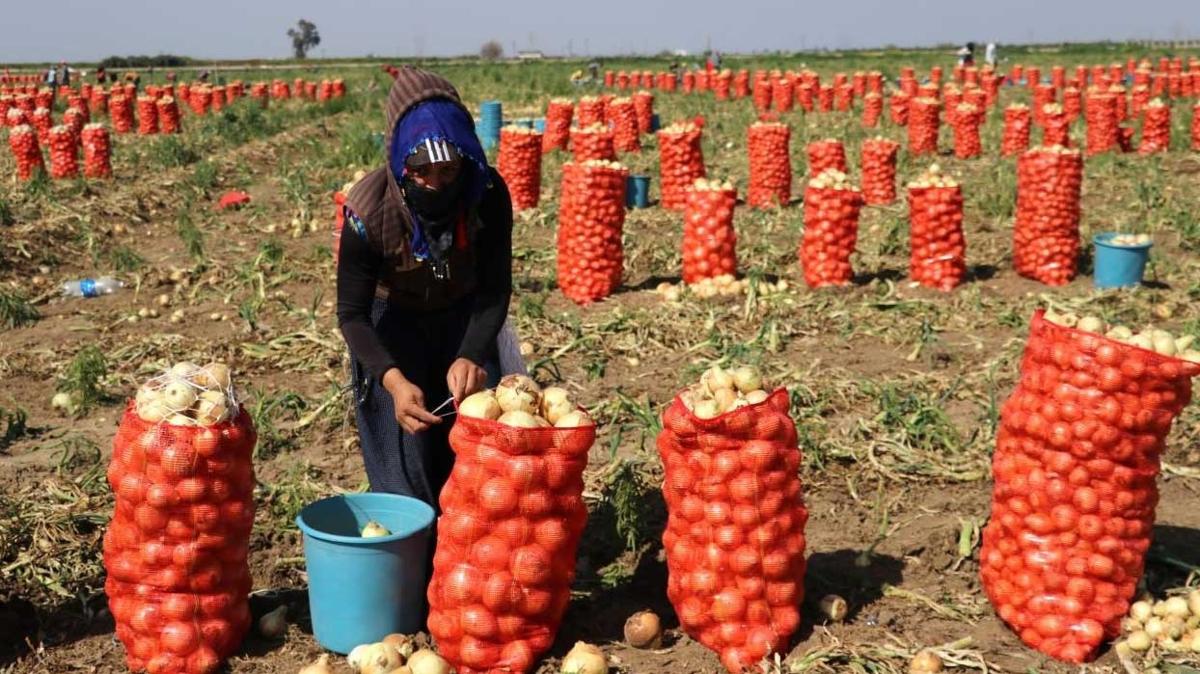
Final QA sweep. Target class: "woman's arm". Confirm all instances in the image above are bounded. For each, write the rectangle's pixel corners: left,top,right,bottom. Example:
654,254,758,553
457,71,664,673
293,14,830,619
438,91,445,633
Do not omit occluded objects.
336,211,399,381
456,171,514,366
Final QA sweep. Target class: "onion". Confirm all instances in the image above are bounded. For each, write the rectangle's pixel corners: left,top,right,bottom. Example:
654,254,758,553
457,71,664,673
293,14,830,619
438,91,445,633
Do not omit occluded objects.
498,410,549,428
170,361,200,379
406,649,451,674
356,642,402,674
496,375,541,414
555,410,595,428
541,387,574,425
137,396,172,422
1165,596,1190,619
1188,590,1200,617
730,366,762,393
712,387,737,412
1130,333,1154,351
1107,325,1134,341
299,654,334,674
348,644,369,670
1145,616,1165,638
744,389,769,405
1077,315,1105,333
1130,600,1154,623
1152,333,1177,356
818,594,848,622
361,521,391,538
700,366,734,394
382,633,414,660
257,604,287,639
162,378,198,411
195,362,232,390
1126,630,1152,651
459,391,502,420
51,391,79,413
561,642,607,674
195,390,229,425
692,398,722,420
166,413,196,426
909,650,943,674
623,610,662,649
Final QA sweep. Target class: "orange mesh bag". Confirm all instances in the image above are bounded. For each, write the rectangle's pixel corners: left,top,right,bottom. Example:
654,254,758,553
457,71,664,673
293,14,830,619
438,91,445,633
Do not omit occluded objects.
63,106,86,138
640,71,654,89
427,409,594,674
752,74,771,115
1084,92,1117,156
1062,86,1082,123
1139,100,1170,154
497,127,543,211
103,364,257,674
805,138,846,177
907,168,966,291
1025,66,1041,90
860,137,899,206
1041,104,1070,148
82,123,112,178
659,72,677,92
682,71,695,93
555,160,627,305
1131,85,1151,117
67,96,89,124
607,97,640,152
659,383,808,674
942,84,963,125
833,84,853,112
733,70,750,99
747,122,792,208
212,86,227,112
930,65,944,86
907,97,941,156
713,71,732,101
569,125,615,162
1002,104,1032,157
249,83,269,108
861,93,883,128
632,91,654,134
800,170,862,288
8,124,43,180
48,125,79,179
889,90,911,125
951,103,983,159
817,85,834,112
770,77,794,113
542,98,573,153
796,80,815,113
1013,146,1082,286
31,107,52,146
616,71,630,90
683,179,737,284
657,122,706,211
603,71,614,88
90,88,109,115
1033,84,1057,126
982,71,1001,107
137,96,159,135
1050,65,1066,90
981,310,1200,663
157,97,182,135
852,71,866,97
35,88,54,109
1191,102,1200,152
576,96,606,128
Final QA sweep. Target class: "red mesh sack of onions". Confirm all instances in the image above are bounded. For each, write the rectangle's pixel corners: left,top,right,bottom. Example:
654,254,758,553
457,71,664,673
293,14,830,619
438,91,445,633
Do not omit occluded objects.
607,97,640,152
951,103,984,159
1041,104,1070,147
889,90,911,125
31,107,52,145
800,169,863,288
657,122,706,211
752,75,771,115
1001,104,1032,157
833,84,853,112
632,90,654,134
659,365,808,674
1139,99,1170,155
712,70,732,101
806,138,846,177
569,124,615,162
426,377,595,674
747,122,792,208
1062,86,1082,123
907,165,966,291
907,97,941,156
157,97,182,135
137,95,159,135
104,361,257,674
576,96,606,127
1013,145,1082,286
8,124,44,180
1084,92,1117,156
90,88,109,115
555,160,627,305
110,94,134,134
981,310,1200,663
861,92,883,128
82,123,113,179
544,98,576,153
733,70,750,99
63,106,86,138
683,178,737,284
817,84,834,112
861,137,899,205
1192,102,1200,152
497,126,542,211
770,77,794,113
48,124,79,179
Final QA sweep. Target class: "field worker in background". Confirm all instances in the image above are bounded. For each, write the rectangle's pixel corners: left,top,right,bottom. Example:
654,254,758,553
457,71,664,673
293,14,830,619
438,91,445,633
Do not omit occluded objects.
588,60,600,82
58,62,70,87
957,43,975,67
44,65,56,87
337,66,519,507
985,42,998,67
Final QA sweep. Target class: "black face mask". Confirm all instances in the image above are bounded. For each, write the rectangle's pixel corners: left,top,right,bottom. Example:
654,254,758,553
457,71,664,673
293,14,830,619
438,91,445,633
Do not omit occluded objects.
401,173,466,266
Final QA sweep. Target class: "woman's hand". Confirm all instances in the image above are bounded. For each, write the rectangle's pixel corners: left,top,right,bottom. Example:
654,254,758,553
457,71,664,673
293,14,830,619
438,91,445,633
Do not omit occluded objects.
382,368,441,433
447,358,487,403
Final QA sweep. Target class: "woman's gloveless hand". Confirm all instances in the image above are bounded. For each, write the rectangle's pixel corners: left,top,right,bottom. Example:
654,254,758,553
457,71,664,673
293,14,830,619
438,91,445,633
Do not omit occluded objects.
446,357,487,403
382,368,442,433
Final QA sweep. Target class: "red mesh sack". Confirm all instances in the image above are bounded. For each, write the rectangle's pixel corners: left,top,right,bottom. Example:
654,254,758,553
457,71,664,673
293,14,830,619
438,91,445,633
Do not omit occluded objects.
907,172,966,291
1013,146,1082,286
617,71,630,90
889,91,911,125
82,123,113,179
90,88,110,115
771,77,794,113
1139,101,1170,155
1002,104,1032,157
951,103,983,159
1033,84,1057,126
640,71,654,89
137,96,159,135
249,83,269,108
63,107,86,138
733,70,750,99
157,98,182,135
48,125,79,179
861,137,899,205
683,180,737,284
833,84,853,112
806,138,845,177
497,127,543,211
1130,85,1150,118
862,93,883,128
930,65,944,87
752,75,771,115
569,125,615,162
1041,104,1070,147
942,85,963,125
1050,65,1065,90
607,97,640,152
1191,102,1200,152
907,97,940,155
659,72,677,92
800,171,862,288
657,123,706,211
712,71,732,101
982,71,1001,107
747,122,792,209
1084,92,1117,156
8,124,43,180
796,81,815,113
817,85,834,112
31,107,52,146
110,95,134,134
659,389,808,673
981,310,1200,663
427,416,594,674
603,71,614,88
576,96,606,127
35,88,53,109
556,160,627,305
632,91,654,134
852,71,866,97
682,71,695,93
104,402,257,674
1062,86,1082,123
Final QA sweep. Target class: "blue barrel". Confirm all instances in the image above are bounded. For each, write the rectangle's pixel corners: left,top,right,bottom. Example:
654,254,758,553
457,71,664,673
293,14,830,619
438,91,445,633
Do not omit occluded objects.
296,493,436,653
477,100,503,150
650,113,661,132
626,175,651,208
1093,232,1152,289
533,117,546,132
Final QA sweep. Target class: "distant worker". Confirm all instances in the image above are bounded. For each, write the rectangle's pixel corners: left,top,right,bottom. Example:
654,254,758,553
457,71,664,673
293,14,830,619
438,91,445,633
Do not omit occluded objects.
570,69,586,87
95,66,108,84
58,62,70,87
44,65,56,87
198,69,211,83
985,42,998,68
711,50,722,71
957,42,975,67
587,60,600,81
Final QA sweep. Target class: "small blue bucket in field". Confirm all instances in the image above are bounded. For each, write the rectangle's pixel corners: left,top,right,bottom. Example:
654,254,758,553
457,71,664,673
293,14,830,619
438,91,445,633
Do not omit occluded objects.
626,174,651,208
477,100,503,150
650,113,661,132
1094,232,1152,289
533,117,546,132
296,493,435,653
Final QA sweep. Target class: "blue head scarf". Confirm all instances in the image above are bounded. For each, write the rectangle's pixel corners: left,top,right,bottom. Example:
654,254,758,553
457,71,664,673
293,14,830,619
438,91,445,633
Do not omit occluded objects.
389,99,490,261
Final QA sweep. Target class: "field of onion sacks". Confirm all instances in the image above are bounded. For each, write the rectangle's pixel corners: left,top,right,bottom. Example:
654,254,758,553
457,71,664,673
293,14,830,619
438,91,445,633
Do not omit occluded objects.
2,45,1200,674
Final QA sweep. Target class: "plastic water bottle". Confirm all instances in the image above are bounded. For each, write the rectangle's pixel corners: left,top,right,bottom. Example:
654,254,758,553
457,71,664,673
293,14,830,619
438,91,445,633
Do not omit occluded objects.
61,277,123,298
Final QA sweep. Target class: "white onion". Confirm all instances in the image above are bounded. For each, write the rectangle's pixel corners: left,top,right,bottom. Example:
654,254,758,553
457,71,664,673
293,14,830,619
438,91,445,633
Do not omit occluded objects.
730,366,762,393
744,389,769,405
555,410,594,428
162,378,197,411
299,654,334,674
561,642,607,674
1076,316,1105,333
407,649,451,674
355,642,401,674
382,633,414,660
137,396,172,422
195,390,229,425
195,361,232,390
541,387,574,425
170,361,200,379
1126,630,1152,651
712,387,736,412
361,521,391,538
700,366,734,394
166,413,196,427
498,410,548,428
1107,325,1134,341
692,398,722,420
459,391,502,420
496,375,541,414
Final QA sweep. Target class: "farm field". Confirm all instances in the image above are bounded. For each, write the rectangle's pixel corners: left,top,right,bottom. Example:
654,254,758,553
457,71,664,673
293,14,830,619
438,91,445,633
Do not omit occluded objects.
3,44,1200,674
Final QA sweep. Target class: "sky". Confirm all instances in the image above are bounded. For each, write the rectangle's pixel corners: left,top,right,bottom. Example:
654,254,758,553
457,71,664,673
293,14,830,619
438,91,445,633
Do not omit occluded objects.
2,0,1198,63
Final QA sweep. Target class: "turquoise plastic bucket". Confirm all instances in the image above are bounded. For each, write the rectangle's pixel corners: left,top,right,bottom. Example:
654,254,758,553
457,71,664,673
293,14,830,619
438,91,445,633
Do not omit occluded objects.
1093,232,1152,289
533,117,546,132
296,493,436,653
626,174,650,208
